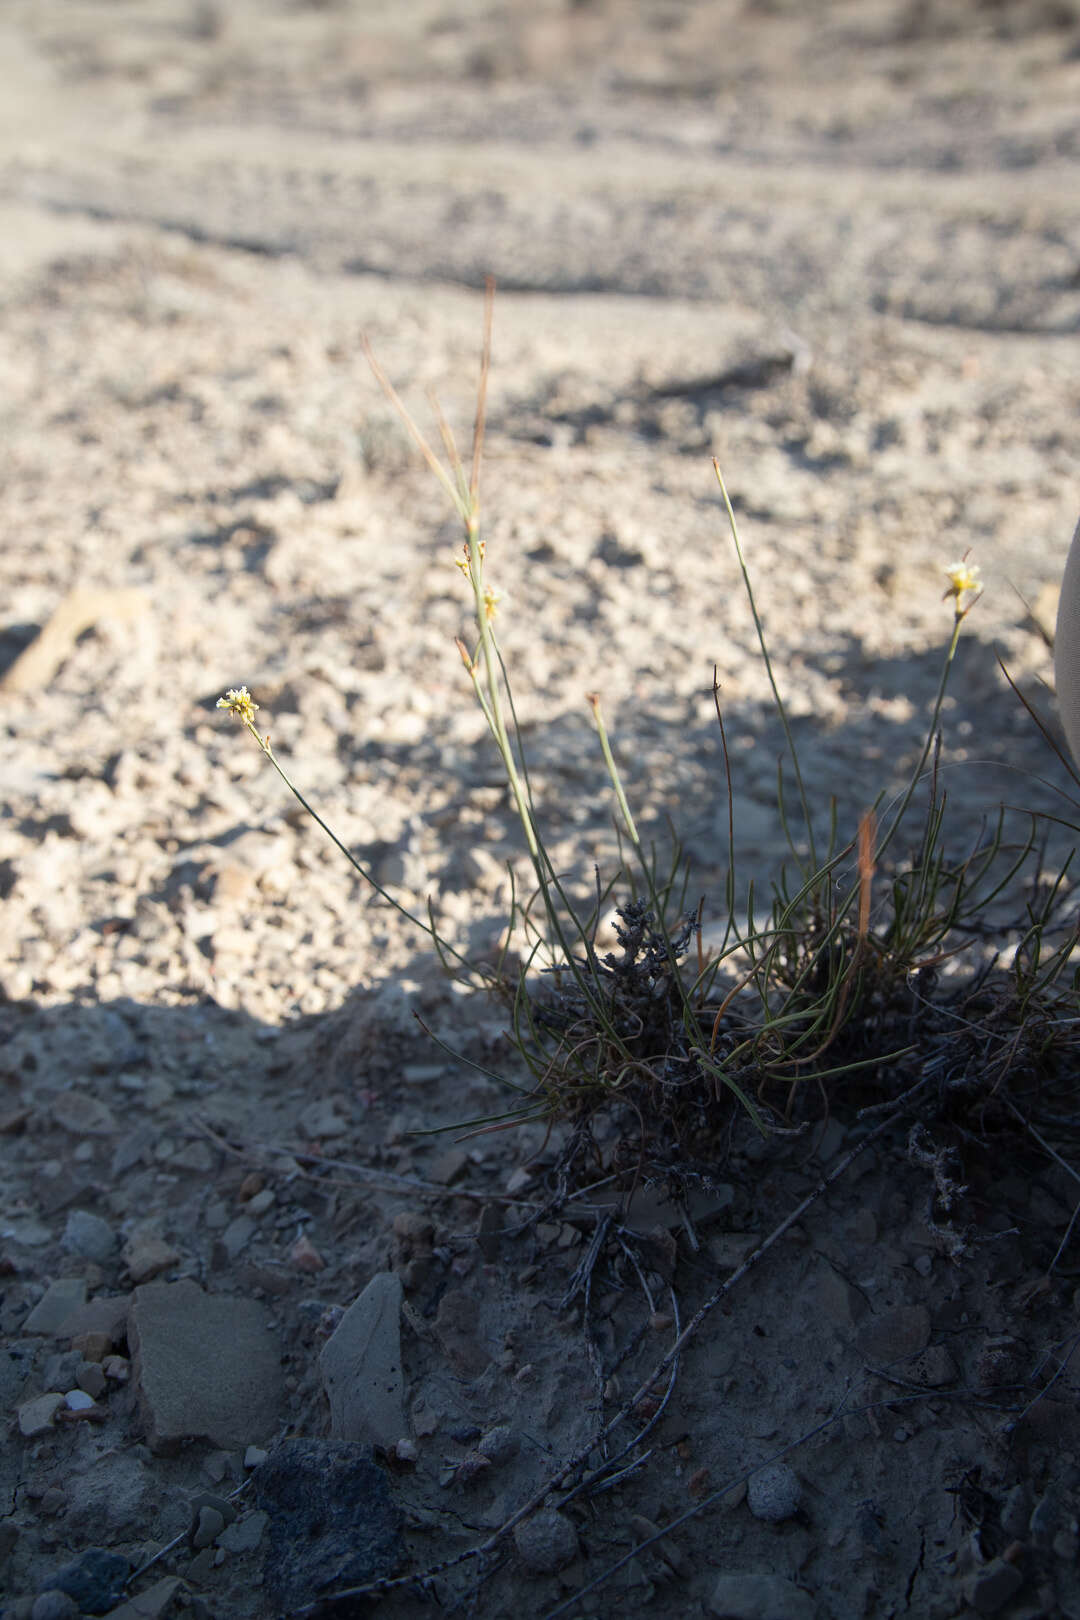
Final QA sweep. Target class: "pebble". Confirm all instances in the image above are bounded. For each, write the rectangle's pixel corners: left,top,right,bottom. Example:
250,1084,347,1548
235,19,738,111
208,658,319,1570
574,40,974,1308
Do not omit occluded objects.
217,1511,269,1554
88,1577,182,1620
513,1508,579,1574
478,1425,518,1465
963,1557,1024,1615
909,1344,956,1388
747,1463,803,1523
289,1233,326,1272
31,1593,79,1620
298,1099,349,1139
1000,1482,1032,1540
64,1389,96,1411
122,1235,181,1284
76,1362,108,1400
50,1091,117,1137
707,1572,817,1619
61,1211,117,1263
192,1506,226,1549
17,1393,65,1437
244,1446,269,1469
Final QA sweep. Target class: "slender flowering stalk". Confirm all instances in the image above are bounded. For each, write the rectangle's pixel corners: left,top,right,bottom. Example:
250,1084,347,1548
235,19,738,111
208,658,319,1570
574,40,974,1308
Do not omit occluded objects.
215,687,477,976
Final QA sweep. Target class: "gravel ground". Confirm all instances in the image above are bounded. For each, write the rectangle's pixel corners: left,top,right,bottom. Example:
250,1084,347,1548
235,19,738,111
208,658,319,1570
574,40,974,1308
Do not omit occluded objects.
3,3,1080,1618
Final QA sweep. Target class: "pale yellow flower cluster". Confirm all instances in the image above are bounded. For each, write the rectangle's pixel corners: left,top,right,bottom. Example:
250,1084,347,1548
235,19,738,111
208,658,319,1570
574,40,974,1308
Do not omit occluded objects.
942,558,982,610
216,687,259,725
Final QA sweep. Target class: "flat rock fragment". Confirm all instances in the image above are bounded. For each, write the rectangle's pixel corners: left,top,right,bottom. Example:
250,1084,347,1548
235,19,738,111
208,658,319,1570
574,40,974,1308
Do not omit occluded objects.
127,1278,284,1454
319,1270,406,1449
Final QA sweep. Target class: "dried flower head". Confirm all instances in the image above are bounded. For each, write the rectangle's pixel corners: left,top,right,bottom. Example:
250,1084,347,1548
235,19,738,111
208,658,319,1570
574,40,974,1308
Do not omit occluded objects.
216,687,259,726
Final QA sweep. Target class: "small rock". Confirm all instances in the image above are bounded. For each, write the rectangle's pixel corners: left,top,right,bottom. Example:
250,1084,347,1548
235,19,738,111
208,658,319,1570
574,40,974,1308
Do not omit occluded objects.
707,1572,817,1619
298,1100,349,1140
246,1189,276,1217
61,1212,117,1264
88,1576,182,1620
747,1464,802,1523
964,1556,1024,1615
219,1216,256,1260
192,1507,225,1549
169,1141,215,1174
59,1293,130,1347
513,1508,579,1574
17,1393,65,1437
1000,1483,1032,1541
37,1547,130,1615
76,1362,107,1400
244,1446,268,1469
122,1235,180,1285
856,1304,931,1365
319,1271,406,1450
50,1091,117,1137
909,1344,956,1388
24,1279,88,1335
217,1511,269,1554
478,1425,518,1465
71,1332,113,1363
254,1438,402,1611
64,1389,96,1411
289,1233,326,1273
975,1336,1025,1391
31,1594,79,1620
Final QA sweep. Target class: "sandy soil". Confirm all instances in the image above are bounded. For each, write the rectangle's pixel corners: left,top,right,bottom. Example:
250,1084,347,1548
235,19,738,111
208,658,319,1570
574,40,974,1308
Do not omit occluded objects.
3,2,1080,1617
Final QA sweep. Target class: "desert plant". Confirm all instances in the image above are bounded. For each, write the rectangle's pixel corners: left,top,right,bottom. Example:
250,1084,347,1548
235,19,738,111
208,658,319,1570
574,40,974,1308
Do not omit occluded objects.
216,289,1080,1174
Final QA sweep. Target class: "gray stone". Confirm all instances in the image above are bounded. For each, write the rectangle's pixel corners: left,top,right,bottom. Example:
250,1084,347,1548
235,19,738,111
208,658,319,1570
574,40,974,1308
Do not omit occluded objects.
964,1557,1024,1615
298,1099,349,1139
17,1393,64,1437
50,1091,116,1136
56,1293,130,1347
747,1464,803,1524
61,1211,117,1263
855,1304,931,1365
478,1424,518,1465
37,1548,130,1616
1000,1482,1032,1540
23,1279,87,1335
219,1215,256,1259
89,1576,182,1620
320,1271,406,1449
217,1510,269,1554
253,1438,402,1610
128,1278,285,1454
192,1506,225,1549
708,1573,818,1619
31,1593,79,1620
513,1508,579,1574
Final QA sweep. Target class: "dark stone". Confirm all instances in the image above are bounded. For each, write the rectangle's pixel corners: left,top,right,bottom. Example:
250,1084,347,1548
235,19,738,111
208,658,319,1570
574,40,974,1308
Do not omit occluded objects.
37,1547,131,1615
253,1438,402,1612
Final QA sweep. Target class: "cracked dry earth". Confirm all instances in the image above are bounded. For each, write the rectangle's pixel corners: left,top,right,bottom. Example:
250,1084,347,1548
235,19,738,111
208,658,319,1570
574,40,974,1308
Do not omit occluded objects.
4,2,1080,1618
